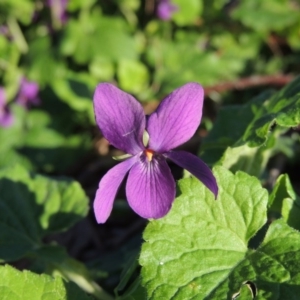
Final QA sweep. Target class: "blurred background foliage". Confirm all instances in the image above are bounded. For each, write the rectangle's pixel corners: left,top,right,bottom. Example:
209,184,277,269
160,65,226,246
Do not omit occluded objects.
1,0,300,297
1,0,300,175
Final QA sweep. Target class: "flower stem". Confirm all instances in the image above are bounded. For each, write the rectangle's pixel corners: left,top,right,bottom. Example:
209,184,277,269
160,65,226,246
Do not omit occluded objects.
7,17,28,53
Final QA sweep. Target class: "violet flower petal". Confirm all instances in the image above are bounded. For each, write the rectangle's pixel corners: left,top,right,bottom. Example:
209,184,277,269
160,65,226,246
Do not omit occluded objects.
147,82,204,152
94,83,146,155
94,156,137,223
48,0,68,23
157,0,178,20
126,156,176,219
16,77,40,107
165,150,218,198
0,110,14,127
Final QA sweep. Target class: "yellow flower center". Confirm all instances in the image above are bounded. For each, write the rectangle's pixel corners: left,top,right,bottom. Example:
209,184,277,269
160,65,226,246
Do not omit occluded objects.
145,149,155,162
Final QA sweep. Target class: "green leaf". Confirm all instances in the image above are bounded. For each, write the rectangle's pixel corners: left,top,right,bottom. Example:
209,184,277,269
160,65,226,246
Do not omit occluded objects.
140,167,300,298
252,219,300,297
0,104,91,173
115,252,139,296
0,148,33,171
0,0,35,25
117,277,147,300
269,174,296,211
89,57,115,81
117,60,149,94
211,32,261,62
147,36,245,90
245,79,300,146
231,0,300,32
232,281,257,300
202,90,272,151
24,110,68,147
282,197,300,231
25,36,65,85
268,174,300,231
61,14,138,64
21,108,91,173
51,73,94,119
0,264,91,300
0,165,89,261
172,0,202,26
217,142,273,177
202,76,300,165
33,245,113,300
119,0,140,11
68,0,96,11
0,105,27,151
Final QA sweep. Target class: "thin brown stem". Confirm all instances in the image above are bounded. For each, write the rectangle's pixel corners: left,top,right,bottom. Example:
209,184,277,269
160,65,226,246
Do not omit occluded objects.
204,74,295,94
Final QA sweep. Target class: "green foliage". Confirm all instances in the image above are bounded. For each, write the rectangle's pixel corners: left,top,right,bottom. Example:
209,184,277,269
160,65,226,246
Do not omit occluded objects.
61,14,138,64
231,0,300,32
116,277,146,300
172,0,203,26
217,142,273,177
140,167,300,299
1,0,300,298
0,264,91,300
0,165,113,299
201,77,300,168
0,104,91,173
0,0,35,25
25,36,65,85
269,174,296,210
34,245,113,300
206,76,300,148
117,60,149,94
0,164,88,261
269,174,300,232
51,73,95,121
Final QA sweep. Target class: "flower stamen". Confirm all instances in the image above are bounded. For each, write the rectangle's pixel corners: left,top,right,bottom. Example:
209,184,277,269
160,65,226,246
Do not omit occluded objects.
145,149,155,162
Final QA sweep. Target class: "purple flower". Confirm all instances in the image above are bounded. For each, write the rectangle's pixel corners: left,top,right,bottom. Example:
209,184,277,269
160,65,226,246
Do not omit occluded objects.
47,0,68,24
0,88,14,127
93,83,218,223
0,25,8,36
16,77,40,107
157,0,178,20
